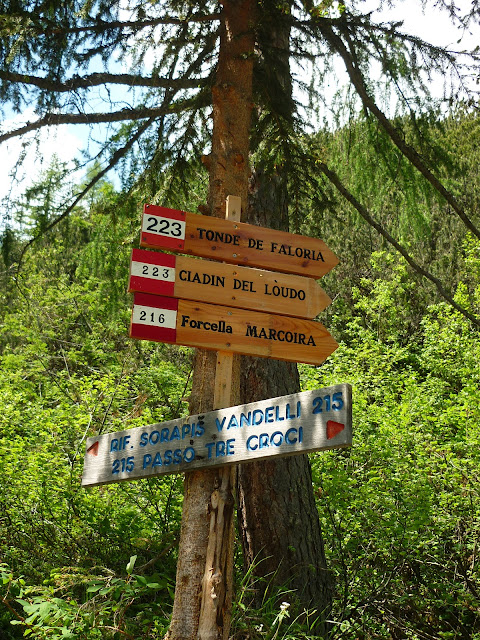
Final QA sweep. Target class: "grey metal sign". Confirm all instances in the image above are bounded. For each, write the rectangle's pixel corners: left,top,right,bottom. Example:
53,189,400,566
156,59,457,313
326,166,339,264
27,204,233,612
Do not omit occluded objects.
81,384,352,487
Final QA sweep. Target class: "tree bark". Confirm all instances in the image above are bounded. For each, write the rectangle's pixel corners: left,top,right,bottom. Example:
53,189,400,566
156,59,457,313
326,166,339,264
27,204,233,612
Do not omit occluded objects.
236,5,332,629
166,3,332,637
236,173,332,631
165,2,255,639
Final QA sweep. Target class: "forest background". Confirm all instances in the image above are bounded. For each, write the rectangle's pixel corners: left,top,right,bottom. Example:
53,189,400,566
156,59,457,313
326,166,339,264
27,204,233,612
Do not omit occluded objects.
1,0,480,638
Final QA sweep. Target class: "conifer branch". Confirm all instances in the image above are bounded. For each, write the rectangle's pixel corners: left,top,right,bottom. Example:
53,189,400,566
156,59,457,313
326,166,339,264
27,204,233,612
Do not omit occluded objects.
0,93,210,144
73,12,221,32
16,117,155,269
0,70,210,92
298,12,472,59
3,11,221,38
318,160,480,329
318,22,480,242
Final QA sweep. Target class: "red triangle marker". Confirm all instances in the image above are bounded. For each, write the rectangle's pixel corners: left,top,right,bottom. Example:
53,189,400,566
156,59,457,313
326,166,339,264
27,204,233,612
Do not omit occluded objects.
327,420,345,440
87,441,100,456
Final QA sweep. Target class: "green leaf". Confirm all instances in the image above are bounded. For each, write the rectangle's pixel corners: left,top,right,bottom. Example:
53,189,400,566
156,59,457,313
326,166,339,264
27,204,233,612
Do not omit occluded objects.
86,583,104,593
126,555,137,575
146,582,165,589
15,598,30,607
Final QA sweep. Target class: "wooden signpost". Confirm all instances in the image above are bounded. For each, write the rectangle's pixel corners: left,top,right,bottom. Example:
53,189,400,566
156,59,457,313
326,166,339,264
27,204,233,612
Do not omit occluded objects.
140,204,339,278
84,195,348,640
129,248,332,318
130,292,338,366
82,385,352,487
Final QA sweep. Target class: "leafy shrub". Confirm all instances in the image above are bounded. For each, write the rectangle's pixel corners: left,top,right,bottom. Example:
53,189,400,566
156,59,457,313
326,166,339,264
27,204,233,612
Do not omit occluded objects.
301,248,480,638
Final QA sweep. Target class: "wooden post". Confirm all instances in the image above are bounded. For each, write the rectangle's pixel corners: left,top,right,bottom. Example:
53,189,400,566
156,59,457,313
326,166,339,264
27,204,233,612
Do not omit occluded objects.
165,2,255,636
197,196,241,640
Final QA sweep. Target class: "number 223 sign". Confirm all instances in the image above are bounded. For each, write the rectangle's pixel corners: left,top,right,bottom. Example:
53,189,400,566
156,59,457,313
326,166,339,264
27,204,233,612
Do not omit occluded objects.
140,204,338,278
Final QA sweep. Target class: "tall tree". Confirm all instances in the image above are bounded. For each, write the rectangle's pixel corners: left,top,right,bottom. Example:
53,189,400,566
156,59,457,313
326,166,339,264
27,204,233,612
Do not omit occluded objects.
237,1,331,622
2,0,480,635
166,2,255,638
1,0,478,322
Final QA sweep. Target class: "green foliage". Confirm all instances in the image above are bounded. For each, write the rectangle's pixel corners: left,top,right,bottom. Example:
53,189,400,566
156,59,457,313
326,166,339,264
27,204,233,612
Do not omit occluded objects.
231,563,322,640
0,169,191,637
300,241,480,638
299,109,480,342
1,558,173,639
2,107,480,639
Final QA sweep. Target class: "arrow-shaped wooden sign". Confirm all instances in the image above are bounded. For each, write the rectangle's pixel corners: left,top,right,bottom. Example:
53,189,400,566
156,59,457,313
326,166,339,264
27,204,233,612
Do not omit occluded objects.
130,292,338,366
82,385,352,487
139,204,339,278
129,248,332,319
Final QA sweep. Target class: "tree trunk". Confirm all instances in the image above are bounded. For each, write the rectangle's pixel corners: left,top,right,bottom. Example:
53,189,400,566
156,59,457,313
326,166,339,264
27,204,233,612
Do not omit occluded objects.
165,2,255,639
166,2,332,637
236,5,332,630
236,174,332,631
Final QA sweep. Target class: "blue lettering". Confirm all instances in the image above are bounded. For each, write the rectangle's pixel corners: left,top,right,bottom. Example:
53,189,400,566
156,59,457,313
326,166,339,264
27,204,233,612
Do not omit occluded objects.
216,441,226,457
271,431,284,447
275,406,285,422
299,426,303,443
240,412,252,427
152,452,163,468
123,435,131,449
143,454,152,468
110,439,119,452
149,430,160,445
215,417,226,432
285,428,298,444
170,426,181,440
246,435,258,451
228,415,239,429
182,424,191,439
253,409,264,425
259,434,269,449
226,439,235,455
195,422,205,436
139,433,149,447
184,447,195,462
265,407,274,423
205,442,215,458
142,446,197,468
160,428,170,442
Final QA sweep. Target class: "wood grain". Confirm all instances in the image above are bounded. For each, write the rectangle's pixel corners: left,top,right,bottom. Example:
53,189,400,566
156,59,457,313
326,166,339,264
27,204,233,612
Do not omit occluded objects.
140,205,339,278
81,385,352,487
129,249,332,318
175,299,338,365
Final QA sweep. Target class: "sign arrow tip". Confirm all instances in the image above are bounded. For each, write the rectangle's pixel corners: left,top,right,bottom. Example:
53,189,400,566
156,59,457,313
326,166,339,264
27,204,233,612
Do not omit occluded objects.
326,420,345,440
87,441,100,456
